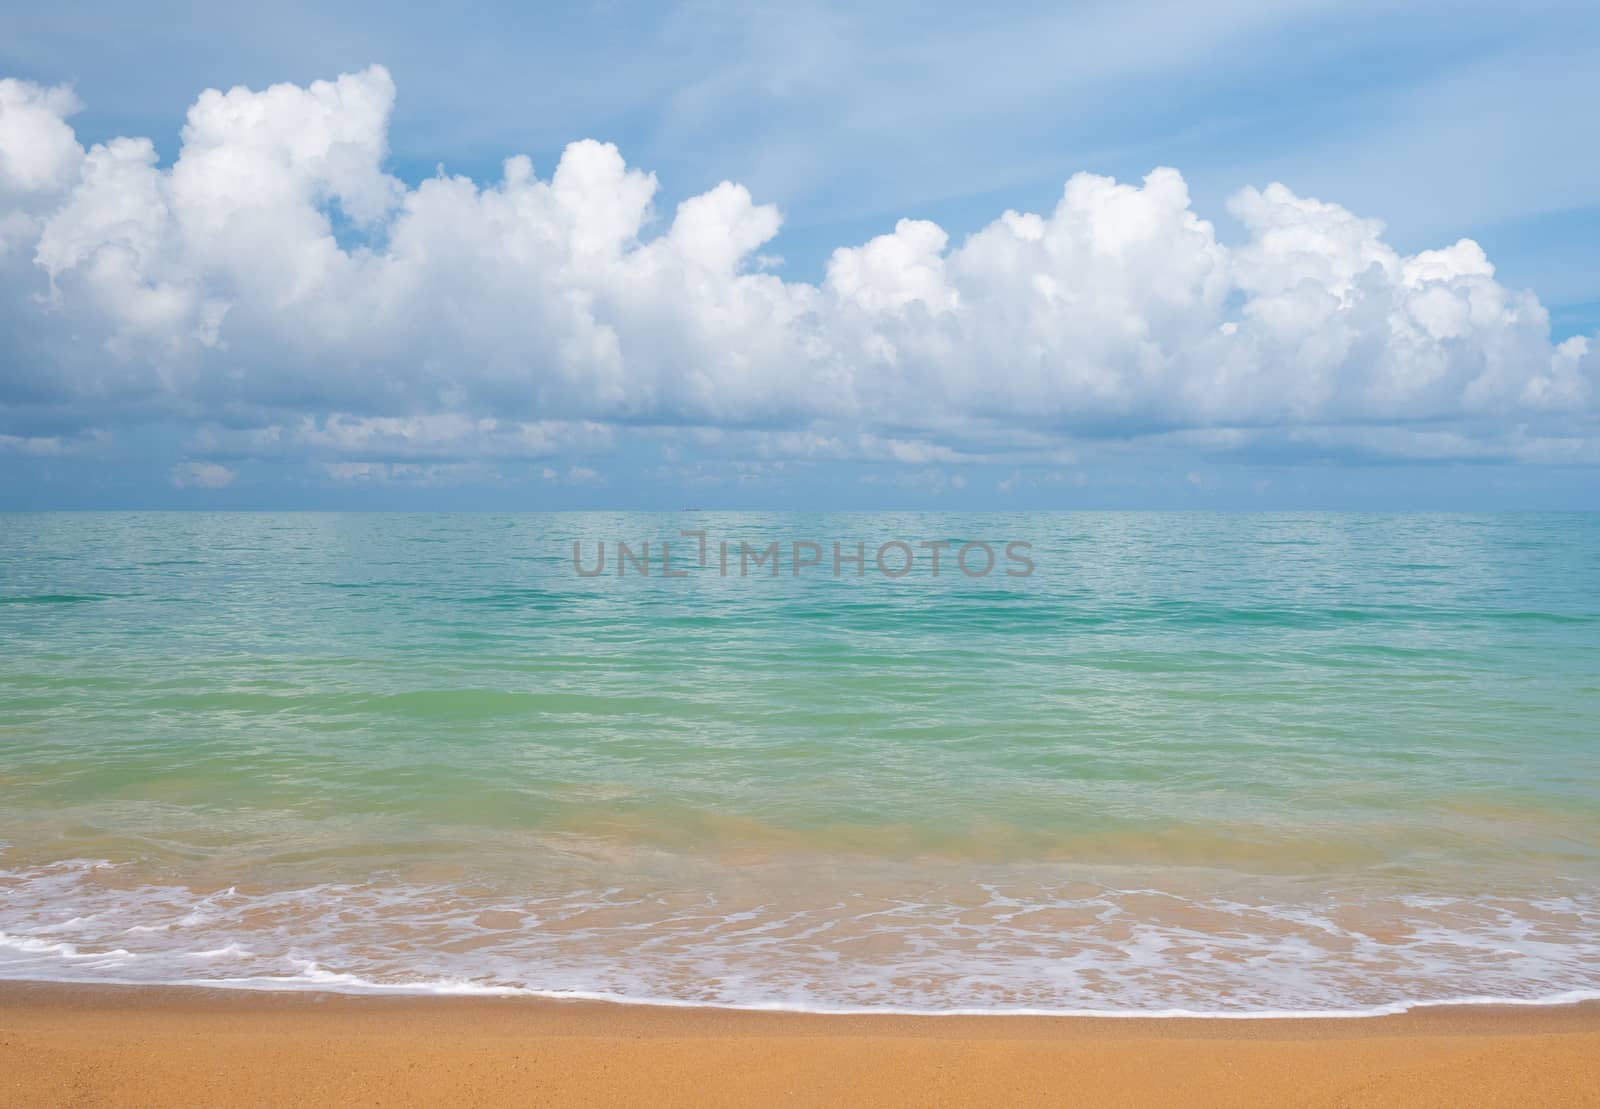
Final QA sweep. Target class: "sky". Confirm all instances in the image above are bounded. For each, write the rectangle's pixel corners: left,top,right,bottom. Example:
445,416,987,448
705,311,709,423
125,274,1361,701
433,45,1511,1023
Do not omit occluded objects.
1,0,1598,509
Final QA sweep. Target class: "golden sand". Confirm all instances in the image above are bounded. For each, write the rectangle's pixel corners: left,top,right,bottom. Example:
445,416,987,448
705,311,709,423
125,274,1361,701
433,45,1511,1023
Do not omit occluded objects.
3,984,1599,1107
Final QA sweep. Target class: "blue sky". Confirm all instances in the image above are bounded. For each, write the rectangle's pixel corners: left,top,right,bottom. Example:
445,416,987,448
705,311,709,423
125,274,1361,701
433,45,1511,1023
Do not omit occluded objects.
1,0,1598,508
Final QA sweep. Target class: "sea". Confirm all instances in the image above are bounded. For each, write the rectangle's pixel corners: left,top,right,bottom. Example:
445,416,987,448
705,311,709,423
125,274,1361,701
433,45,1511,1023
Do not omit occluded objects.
1,511,1597,1016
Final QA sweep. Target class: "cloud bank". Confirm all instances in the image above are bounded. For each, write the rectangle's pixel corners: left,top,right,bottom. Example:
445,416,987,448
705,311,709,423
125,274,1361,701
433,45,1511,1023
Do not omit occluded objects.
1,65,1596,483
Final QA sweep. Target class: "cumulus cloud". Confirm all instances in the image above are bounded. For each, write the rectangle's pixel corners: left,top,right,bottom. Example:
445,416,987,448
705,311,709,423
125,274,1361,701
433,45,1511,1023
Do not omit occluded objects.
0,79,82,197
0,64,1596,478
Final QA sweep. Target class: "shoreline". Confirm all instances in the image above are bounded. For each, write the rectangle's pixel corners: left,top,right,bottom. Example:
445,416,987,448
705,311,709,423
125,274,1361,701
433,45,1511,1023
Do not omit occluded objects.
5,981,1599,1106
5,975,1600,1021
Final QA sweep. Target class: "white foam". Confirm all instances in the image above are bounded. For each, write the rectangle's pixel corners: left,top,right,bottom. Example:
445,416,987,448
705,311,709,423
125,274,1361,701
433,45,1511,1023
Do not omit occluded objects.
2,963,1595,1019
2,857,1597,1018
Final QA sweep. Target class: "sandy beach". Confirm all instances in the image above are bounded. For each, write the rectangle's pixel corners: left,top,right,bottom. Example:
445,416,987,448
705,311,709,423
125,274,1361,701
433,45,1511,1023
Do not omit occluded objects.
2,983,1596,1107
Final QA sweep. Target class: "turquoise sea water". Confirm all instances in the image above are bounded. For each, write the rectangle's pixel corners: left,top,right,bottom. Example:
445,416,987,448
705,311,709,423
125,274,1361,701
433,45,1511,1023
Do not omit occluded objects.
1,512,1598,1014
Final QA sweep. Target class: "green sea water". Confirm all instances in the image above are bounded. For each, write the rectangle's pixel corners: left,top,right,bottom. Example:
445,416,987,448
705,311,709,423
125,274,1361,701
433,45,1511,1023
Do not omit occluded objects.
1,512,1597,1013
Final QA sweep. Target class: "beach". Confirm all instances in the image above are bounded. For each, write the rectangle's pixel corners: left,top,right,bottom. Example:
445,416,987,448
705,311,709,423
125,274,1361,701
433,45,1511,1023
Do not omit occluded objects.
6,0,1600,1098
4,983,1599,1107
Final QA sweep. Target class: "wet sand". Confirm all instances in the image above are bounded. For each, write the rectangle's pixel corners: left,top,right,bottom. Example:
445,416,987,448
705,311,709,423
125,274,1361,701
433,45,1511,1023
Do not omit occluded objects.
2,982,1597,1107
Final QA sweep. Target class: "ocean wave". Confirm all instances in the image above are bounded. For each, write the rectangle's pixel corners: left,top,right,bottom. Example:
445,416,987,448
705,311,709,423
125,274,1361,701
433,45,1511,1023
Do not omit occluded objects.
3,858,1597,1018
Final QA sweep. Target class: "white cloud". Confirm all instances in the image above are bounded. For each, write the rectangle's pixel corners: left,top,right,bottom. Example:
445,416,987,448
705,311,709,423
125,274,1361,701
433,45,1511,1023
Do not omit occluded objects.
0,432,64,455
171,461,236,488
188,414,614,461
997,470,1087,493
0,79,82,197
321,460,493,485
1,65,1597,474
